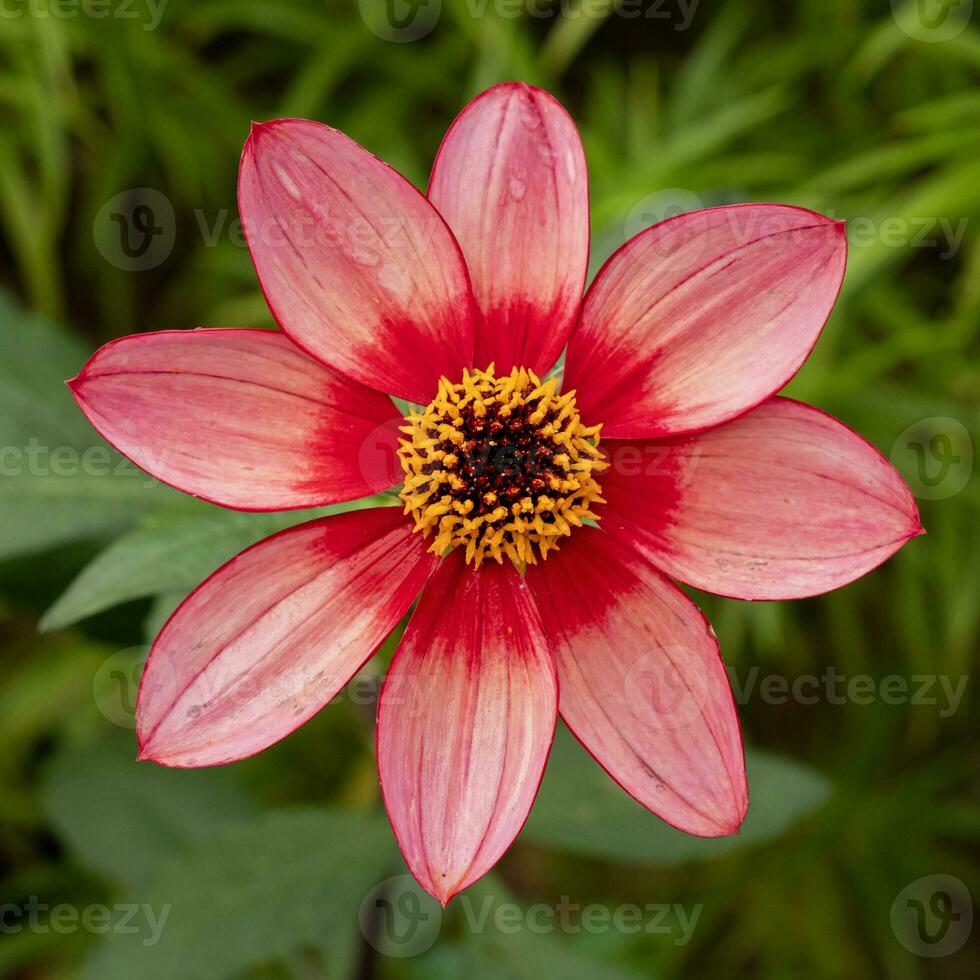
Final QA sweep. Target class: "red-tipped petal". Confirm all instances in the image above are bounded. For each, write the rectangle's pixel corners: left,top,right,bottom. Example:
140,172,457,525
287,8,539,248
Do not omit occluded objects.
565,204,847,438
68,329,403,511
528,528,746,837
601,397,923,600
240,118,475,403
377,553,557,905
137,508,436,766
428,82,589,376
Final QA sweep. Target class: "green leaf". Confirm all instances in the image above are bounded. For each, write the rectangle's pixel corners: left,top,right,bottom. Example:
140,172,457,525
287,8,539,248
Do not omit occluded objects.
0,289,189,558
0,635,106,828
0,638,103,765
409,876,652,980
538,0,616,81
0,471,184,562
42,731,257,889
0,290,90,448
143,593,184,642
414,943,643,980
81,807,395,980
41,496,398,630
522,726,830,864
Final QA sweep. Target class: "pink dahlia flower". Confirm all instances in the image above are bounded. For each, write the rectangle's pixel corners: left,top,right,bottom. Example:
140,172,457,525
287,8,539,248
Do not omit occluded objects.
69,83,922,904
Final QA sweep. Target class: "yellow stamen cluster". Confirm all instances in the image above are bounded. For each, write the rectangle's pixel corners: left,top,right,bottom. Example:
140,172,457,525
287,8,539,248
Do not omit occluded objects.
398,364,607,567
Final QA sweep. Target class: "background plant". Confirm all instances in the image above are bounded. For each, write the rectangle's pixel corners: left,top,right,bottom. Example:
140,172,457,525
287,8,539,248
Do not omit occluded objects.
0,0,977,977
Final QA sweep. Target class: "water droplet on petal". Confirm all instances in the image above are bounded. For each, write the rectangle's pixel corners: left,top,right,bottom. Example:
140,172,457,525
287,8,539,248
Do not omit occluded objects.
271,162,302,201
537,143,556,166
351,247,381,268
563,146,579,183
377,262,413,302
520,107,541,130
508,176,527,201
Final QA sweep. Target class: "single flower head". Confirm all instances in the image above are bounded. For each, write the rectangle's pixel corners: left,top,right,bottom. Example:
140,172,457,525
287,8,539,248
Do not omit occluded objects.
69,82,922,905
398,363,607,566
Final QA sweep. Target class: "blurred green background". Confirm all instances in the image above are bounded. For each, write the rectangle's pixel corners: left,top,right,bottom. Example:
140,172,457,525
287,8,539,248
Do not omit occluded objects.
0,0,977,977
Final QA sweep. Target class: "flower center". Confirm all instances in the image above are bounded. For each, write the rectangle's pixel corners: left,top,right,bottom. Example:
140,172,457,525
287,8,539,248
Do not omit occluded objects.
398,364,607,567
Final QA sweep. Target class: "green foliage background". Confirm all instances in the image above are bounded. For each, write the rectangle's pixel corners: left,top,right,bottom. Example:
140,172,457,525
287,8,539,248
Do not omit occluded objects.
0,0,977,977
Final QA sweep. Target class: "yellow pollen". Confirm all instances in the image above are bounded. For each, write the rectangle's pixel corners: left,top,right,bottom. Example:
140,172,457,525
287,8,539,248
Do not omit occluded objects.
398,364,607,568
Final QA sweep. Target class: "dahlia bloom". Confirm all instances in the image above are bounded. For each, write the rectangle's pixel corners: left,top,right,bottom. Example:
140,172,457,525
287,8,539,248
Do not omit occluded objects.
69,83,922,904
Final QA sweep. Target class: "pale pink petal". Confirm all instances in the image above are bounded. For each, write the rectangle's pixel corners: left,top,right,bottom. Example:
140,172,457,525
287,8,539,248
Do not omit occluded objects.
528,528,746,837
239,118,475,403
565,204,847,437
377,553,557,905
68,329,403,510
137,508,436,766
601,397,924,600
428,83,589,375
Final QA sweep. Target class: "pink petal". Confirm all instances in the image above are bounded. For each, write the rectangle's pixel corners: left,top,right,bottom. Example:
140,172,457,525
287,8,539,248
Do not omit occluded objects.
137,507,436,766
68,329,403,510
239,118,475,403
601,397,924,600
428,83,589,375
528,528,746,837
565,204,847,437
377,553,557,905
